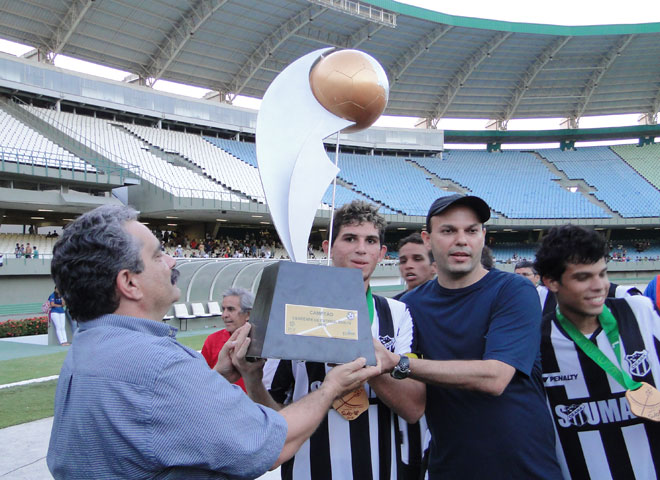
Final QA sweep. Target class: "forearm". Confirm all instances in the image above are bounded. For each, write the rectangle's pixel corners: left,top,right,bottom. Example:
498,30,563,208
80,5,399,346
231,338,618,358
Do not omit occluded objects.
272,384,335,468
368,374,425,423
409,358,515,396
243,375,283,411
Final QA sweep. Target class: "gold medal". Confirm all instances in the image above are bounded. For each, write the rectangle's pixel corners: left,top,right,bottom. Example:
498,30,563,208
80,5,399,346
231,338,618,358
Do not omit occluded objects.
332,386,369,421
626,382,660,422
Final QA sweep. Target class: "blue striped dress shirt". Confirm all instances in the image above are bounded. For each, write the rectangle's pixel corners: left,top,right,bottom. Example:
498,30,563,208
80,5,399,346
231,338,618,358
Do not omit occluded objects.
47,314,287,479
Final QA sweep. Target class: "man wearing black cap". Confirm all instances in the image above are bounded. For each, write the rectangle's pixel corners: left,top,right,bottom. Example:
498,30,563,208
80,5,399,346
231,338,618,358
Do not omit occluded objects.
388,194,561,479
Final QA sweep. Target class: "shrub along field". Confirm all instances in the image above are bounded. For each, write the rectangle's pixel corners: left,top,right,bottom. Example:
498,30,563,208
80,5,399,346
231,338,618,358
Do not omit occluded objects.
0,316,48,338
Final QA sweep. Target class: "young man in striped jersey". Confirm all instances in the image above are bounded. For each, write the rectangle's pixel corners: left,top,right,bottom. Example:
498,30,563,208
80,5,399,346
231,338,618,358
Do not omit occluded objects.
516,259,642,317
244,200,425,480
535,224,660,479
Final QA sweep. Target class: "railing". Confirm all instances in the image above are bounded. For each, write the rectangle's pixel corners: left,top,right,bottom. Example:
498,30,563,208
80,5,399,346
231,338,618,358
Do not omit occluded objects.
0,146,92,171
1,253,53,260
12,99,269,205
0,146,136,185
309,0,397,26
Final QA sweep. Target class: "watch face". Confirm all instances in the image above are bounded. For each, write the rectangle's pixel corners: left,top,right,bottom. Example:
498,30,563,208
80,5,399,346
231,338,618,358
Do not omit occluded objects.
391,355,410,379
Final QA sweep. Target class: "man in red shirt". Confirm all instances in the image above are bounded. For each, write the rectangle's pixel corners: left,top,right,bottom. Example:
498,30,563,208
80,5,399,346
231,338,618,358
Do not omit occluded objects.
201,287,254,392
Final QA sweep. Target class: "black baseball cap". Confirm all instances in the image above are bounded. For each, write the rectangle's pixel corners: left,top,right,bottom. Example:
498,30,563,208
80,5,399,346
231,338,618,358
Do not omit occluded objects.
426,194,491,231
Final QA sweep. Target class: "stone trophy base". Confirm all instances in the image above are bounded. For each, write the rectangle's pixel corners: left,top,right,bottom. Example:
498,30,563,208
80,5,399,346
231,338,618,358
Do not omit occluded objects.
247,261,376,365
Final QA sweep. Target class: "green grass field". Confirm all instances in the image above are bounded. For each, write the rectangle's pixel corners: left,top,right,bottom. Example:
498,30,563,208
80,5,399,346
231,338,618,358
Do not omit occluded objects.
0,334,209,428
0,352,68,385
0,381,57,428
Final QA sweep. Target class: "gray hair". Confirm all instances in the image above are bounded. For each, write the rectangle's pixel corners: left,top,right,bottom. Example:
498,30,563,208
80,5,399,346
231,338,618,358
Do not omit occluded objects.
222,287,254,313
51,205,144,322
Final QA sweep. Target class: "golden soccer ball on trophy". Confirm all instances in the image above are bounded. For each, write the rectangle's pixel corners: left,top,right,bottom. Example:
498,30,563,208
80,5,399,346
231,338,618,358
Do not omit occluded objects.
309,49,389,133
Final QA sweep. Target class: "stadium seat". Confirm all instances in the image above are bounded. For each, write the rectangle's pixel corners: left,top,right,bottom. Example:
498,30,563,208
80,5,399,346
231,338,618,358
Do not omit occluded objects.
173,303,194,331
191,303,212,317
207,301,222,316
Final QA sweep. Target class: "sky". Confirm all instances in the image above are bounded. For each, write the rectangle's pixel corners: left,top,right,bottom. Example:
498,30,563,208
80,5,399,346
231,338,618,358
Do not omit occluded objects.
1,0,659,147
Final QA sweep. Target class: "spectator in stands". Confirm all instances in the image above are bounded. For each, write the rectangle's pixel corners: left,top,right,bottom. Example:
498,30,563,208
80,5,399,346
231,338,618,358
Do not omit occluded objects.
535,225,660,478
25,242,32,259
398,194,561,479
201,287,254,392
481,245,495,270
394,232,436,300
14,243,21,258
259,200,425,480
514,260,540,285
48,287,69,346
174,244,183,257
47,204,379,479
33,246,39,259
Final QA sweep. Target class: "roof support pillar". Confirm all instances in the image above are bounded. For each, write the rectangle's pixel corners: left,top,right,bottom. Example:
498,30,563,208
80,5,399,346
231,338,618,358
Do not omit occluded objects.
486,119,507,131
638,113,657,125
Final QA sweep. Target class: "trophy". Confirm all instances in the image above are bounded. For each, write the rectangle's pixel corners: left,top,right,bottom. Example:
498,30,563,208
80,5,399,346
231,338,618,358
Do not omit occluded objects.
246,48,389,365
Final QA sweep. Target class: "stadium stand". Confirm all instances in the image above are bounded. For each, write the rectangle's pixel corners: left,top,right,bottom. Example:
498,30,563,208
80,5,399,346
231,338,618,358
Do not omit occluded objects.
203,137,398,213
0,234,57,257
611,143,660,191
489,245,538,263
321,183,398,215
538,147,660,217
414,151,610,219
3,104,658,220
0,107,93,172
332,153,449,216
122,125,265,200
22,106,246,202
205,137,258,168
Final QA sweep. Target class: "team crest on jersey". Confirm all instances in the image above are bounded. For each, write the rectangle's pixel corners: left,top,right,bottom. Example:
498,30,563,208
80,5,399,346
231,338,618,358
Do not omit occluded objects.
562,404,587,427
626,350,650,377
379,335,395,352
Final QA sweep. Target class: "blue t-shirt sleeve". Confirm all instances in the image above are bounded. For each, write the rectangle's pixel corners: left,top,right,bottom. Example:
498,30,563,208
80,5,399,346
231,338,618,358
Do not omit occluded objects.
482,276,542,377
151,350,287,478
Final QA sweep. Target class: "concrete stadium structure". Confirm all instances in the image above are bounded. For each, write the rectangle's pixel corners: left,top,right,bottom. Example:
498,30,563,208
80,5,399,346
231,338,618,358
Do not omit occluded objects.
0,1,659,329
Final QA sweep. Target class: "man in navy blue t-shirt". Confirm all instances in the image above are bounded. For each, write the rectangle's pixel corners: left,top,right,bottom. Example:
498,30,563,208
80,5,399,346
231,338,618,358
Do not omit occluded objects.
392,194,561,479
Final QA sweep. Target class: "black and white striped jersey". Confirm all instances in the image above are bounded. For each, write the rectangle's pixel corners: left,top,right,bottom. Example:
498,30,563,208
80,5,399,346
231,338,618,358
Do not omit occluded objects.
263,296,418,480
541,296,660,479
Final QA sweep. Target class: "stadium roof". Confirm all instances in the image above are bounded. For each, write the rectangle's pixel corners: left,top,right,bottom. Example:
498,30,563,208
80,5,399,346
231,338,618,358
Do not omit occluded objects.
2,0,660,126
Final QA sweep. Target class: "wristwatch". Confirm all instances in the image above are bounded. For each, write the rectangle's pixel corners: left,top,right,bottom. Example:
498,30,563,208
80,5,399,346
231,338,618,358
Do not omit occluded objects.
390,355,411,380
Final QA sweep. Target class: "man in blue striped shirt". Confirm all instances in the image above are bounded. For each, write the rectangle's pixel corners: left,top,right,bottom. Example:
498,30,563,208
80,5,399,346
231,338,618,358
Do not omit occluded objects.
47,205,379,480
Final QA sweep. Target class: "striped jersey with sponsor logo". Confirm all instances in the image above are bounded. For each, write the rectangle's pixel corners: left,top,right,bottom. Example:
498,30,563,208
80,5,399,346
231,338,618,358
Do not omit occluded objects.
264,296,417,480
541,296,660,479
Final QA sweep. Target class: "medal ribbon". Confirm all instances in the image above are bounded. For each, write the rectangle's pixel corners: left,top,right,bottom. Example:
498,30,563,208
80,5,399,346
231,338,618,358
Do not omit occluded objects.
366,286,374,325
556,305,641,391
332,286,374,421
